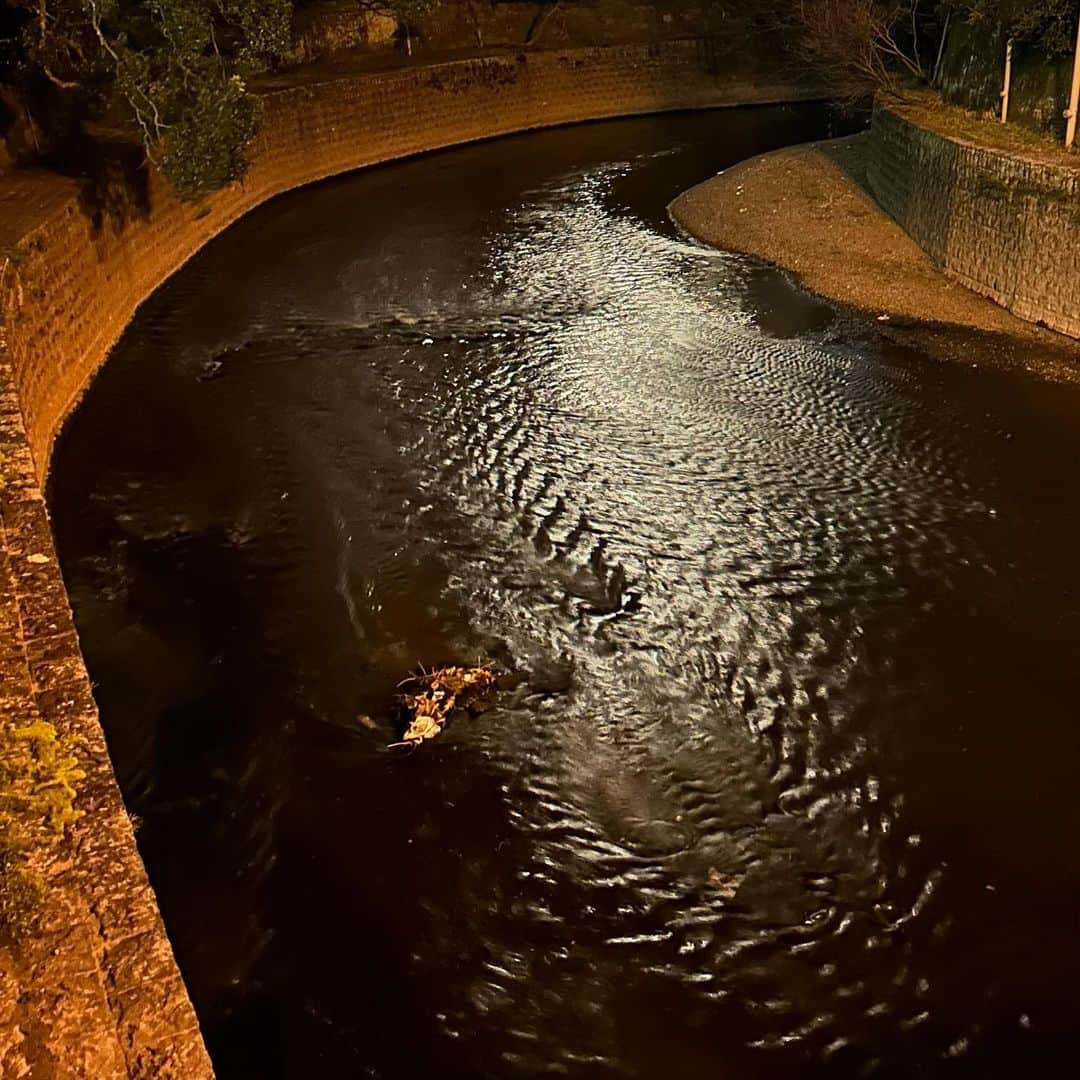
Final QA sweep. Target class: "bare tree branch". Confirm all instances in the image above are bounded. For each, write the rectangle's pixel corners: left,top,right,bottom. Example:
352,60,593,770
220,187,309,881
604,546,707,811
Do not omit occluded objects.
784,0,927,98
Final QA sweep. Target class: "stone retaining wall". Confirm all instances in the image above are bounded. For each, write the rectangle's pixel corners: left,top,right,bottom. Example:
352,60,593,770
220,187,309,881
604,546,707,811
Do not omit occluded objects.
0,42,820,1076
5,40,820,478
868,105,1080,339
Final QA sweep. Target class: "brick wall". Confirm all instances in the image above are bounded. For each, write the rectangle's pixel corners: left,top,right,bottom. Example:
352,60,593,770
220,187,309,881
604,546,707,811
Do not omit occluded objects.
868,105,1080,340
0,43,819,1077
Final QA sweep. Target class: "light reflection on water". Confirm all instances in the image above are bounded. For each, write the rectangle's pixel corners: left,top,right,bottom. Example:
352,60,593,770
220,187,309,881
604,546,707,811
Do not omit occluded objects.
50,108,1080,1079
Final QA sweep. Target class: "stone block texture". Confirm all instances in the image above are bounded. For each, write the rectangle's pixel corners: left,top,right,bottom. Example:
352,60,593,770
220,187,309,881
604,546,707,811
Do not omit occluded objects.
869,105,1080,340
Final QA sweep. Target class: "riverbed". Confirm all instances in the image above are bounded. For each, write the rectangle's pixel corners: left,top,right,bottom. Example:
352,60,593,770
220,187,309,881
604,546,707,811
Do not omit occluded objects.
49,106,1080,1078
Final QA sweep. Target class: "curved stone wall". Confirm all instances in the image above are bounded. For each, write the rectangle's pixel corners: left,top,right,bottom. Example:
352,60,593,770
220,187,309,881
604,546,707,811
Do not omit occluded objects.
0,42,821,1077
4,40,820,479
868,105,1080,340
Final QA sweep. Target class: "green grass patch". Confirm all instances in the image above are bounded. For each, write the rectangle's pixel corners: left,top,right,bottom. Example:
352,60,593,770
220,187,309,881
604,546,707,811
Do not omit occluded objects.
889,89,1080,169
0,712,85,937
0,423,85,936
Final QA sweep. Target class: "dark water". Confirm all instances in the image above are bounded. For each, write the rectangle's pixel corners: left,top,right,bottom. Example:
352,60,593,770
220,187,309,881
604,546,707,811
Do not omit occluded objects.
49,107,1080,1079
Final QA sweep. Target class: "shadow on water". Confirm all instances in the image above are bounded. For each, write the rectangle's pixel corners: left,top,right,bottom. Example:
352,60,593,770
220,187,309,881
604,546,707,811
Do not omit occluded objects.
48,105,1080,1079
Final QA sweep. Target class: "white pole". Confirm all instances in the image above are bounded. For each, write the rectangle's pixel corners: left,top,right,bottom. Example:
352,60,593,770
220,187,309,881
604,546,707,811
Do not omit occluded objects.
1000,38,1013,123
933,12,952,86
1065,15,1080,148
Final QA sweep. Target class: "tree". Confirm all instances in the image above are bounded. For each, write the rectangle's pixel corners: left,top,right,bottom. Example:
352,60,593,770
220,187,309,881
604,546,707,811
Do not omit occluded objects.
781,1,932,97
7,0,292,199
388,0,434,56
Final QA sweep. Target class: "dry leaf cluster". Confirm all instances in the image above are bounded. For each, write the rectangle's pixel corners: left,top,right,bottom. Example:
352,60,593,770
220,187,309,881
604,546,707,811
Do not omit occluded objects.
389,664,498,750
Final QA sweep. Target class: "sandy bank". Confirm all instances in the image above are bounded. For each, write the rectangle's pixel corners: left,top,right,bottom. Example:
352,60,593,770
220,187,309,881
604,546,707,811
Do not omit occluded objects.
669,133,1080,381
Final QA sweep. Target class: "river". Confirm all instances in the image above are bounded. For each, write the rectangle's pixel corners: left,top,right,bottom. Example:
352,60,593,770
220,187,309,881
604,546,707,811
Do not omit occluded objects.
49,106,1080,1078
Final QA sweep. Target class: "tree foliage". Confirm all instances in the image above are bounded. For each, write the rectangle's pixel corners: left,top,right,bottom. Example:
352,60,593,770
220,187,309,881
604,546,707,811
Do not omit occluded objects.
947,1,1080,56
782,0,1079,98
8,0,292,198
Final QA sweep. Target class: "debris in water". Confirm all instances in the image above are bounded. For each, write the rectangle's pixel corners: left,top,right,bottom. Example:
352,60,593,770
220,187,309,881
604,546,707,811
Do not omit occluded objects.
388,664,498,750
707,867,742,900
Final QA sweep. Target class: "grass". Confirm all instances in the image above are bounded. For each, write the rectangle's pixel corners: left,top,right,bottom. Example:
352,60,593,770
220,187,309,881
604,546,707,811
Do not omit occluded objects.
0,851,42,937
888,88,1080,170
0,712,84,937
0,427,84,937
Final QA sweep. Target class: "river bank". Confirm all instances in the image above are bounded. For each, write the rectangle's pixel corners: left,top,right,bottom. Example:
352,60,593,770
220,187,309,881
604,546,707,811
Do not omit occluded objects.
669,132,1080,381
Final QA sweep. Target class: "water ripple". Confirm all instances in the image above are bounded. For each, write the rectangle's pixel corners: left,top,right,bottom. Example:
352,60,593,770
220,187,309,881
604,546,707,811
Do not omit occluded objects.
49,111,1080,1078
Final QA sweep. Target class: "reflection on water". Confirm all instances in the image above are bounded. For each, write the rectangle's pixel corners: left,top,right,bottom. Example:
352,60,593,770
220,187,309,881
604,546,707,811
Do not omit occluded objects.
49,108,1080,1079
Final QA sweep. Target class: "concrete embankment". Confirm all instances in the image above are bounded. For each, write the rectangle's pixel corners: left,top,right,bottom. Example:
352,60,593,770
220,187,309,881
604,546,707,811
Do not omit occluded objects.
0,42,821,1077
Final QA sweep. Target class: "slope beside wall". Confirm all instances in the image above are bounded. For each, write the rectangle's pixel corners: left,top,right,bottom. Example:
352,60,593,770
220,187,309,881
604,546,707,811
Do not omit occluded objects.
937,18,1074,140
0,41,821,1078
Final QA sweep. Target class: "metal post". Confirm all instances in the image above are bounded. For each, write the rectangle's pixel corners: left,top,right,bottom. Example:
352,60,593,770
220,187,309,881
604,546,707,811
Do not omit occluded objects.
1000,38,1013,124
1065,15,1080,148
933,12,952,87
